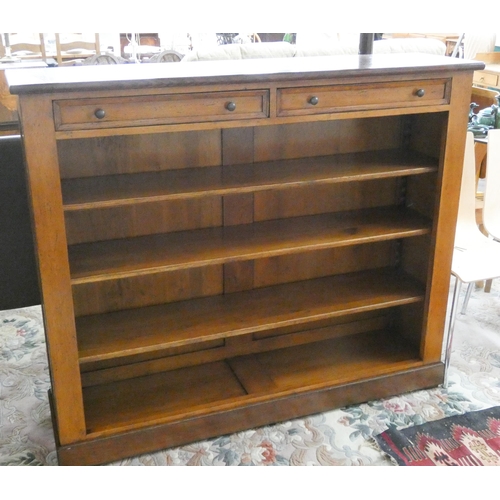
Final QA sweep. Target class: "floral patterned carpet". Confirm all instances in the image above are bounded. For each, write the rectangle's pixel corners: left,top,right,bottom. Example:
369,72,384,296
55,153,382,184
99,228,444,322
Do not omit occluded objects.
1,279,499,466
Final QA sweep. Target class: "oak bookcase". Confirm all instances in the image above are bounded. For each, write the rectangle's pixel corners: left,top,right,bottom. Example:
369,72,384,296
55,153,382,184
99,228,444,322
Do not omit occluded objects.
7,54,482,465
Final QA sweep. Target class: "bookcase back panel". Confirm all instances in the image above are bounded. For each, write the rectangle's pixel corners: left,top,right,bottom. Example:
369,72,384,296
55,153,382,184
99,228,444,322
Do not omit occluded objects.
224,241,397,292
400,235,432,284
57,129,222,179
406,172,438,219
408,112,447,159
254,178,400,221
72,265,223,316
252,117,403,162
65,197,222,244
393,302,426,351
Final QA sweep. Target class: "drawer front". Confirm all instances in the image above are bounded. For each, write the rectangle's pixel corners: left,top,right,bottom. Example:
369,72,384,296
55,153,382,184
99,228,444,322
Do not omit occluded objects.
54,90,269,130
473,71,498,88
277,79,450,116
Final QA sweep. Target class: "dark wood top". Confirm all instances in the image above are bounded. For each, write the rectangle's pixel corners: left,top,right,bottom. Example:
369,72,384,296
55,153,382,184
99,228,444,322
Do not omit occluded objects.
6,54,484,95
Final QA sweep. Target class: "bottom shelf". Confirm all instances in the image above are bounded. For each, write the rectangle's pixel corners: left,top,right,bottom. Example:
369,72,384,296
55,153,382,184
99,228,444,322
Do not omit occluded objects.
83,328,424,437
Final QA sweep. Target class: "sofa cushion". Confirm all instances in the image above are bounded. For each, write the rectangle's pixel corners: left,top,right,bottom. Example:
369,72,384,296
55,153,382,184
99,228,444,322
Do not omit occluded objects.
373,38,446,55
182,42,296,62
295,43,358,57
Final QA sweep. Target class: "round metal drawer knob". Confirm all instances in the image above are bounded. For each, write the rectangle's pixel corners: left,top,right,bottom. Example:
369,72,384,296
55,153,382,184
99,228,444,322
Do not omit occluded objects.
226,102,236,112
415,89,425,98
309,96,319,105
94,108,106,119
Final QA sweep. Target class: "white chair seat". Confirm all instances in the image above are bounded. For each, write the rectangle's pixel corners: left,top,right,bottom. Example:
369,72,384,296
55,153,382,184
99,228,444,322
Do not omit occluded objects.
443,131,500,387
452,240,500,283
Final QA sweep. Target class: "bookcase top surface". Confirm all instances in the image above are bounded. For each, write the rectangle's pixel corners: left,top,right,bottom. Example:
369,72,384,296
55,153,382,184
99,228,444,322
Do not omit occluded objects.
6,53,484,95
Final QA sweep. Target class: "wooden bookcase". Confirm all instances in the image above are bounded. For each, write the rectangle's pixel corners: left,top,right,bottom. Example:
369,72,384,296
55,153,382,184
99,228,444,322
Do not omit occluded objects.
7,54,482,465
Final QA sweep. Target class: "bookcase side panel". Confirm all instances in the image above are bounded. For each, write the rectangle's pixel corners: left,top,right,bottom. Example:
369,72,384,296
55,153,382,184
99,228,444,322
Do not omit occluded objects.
418,72,476,361
18,94,86,444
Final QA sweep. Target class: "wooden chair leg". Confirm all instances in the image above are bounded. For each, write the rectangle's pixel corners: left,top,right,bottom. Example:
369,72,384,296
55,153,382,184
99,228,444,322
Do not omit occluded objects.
485,279,493,293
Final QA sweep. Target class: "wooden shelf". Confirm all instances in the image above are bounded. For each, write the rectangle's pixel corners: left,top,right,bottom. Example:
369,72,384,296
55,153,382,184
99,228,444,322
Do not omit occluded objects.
61,149,438,211
76,267,425,366
69,206,431,284
82,329,422,436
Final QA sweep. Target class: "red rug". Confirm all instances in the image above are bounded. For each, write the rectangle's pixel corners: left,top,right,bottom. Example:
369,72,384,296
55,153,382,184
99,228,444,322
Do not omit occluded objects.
373,406,500,466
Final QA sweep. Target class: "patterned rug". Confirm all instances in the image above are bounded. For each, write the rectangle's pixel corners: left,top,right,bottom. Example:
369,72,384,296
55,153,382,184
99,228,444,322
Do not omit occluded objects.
1,278,500,466
373,405,500,465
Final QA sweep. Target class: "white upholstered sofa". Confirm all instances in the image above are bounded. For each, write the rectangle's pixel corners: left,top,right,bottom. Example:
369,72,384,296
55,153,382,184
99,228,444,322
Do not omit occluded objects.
181,38,446,63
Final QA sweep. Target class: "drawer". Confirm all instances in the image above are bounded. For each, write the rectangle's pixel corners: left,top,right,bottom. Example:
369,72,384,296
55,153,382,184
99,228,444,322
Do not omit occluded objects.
277,79,450,116
473,71,498,88
53,90,269,130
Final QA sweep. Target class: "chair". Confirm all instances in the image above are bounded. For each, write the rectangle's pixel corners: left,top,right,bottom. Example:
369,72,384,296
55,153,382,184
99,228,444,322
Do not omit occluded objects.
0,33,47,61
483,129,500,242
55,33,100,66
464,33,497,60
443,132,500,387
148,50,183,63
82,53,125,65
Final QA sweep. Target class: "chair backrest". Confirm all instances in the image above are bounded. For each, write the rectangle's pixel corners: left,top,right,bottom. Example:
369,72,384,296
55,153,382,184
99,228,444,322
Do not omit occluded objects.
55,33,100,65
465,33,497,59
83,53,123,65
148,50,183,63
0,33,47,60
454,132,480,248
483,128,500,241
